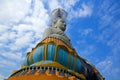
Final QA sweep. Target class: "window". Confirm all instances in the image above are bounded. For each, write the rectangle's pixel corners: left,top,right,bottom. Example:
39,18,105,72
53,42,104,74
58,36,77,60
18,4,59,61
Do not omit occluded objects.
57,47,68,67
75,58,82,72
27,55,32,65
32,45,44,63
47,44,56,61
22,58,28,66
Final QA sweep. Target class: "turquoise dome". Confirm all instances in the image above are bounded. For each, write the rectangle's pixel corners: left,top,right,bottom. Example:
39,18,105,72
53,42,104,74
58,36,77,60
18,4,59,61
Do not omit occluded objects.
22,43,82,73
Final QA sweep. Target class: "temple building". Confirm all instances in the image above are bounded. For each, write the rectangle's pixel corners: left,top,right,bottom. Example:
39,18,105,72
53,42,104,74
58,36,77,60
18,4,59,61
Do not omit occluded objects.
7,8,104,80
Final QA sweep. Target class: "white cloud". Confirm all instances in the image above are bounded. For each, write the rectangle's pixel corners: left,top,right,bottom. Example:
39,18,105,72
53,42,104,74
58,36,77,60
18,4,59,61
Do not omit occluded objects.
79,45,96,56
94,1,120,79
0,59,16,67
48,0,61,10
62,0,79,10
79,28,93,37
74,3,92,18
97,57,113,73
0,0,49,72
0,74,4,80
0,25,9,33
44,0,91,19
1,52,23,61
0,0,30,25
25,0,31,3
96,55,120,80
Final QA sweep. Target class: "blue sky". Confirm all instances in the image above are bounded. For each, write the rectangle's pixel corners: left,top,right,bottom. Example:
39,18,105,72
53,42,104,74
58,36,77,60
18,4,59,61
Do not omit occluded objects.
0,0,120,80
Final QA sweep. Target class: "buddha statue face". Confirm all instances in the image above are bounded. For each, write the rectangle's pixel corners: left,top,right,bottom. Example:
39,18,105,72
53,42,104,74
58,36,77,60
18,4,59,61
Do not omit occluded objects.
52,18,66,31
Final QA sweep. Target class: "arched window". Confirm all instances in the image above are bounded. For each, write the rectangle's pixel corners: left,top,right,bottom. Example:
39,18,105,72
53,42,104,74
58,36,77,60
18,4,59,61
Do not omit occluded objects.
57,47,68,67
75,58,82,72
27,55,32,65
47,44,56,61
22,58,28,66
32,45,44,63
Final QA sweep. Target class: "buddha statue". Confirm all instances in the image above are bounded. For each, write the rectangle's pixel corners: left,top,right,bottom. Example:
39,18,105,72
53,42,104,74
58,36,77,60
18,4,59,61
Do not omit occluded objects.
42,9,72,47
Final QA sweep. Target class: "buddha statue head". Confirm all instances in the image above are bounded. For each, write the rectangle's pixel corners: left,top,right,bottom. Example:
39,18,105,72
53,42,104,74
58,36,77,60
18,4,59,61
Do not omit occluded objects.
52,18,66,31
51,8,67,32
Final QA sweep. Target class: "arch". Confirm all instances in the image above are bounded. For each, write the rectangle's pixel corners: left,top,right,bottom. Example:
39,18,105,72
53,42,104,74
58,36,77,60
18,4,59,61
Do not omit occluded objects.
57,45,69,52
27,54,32,66
75,57,82,73
57,47,69,67
22,57,28,66
46,43,56,61
32,45,44,64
